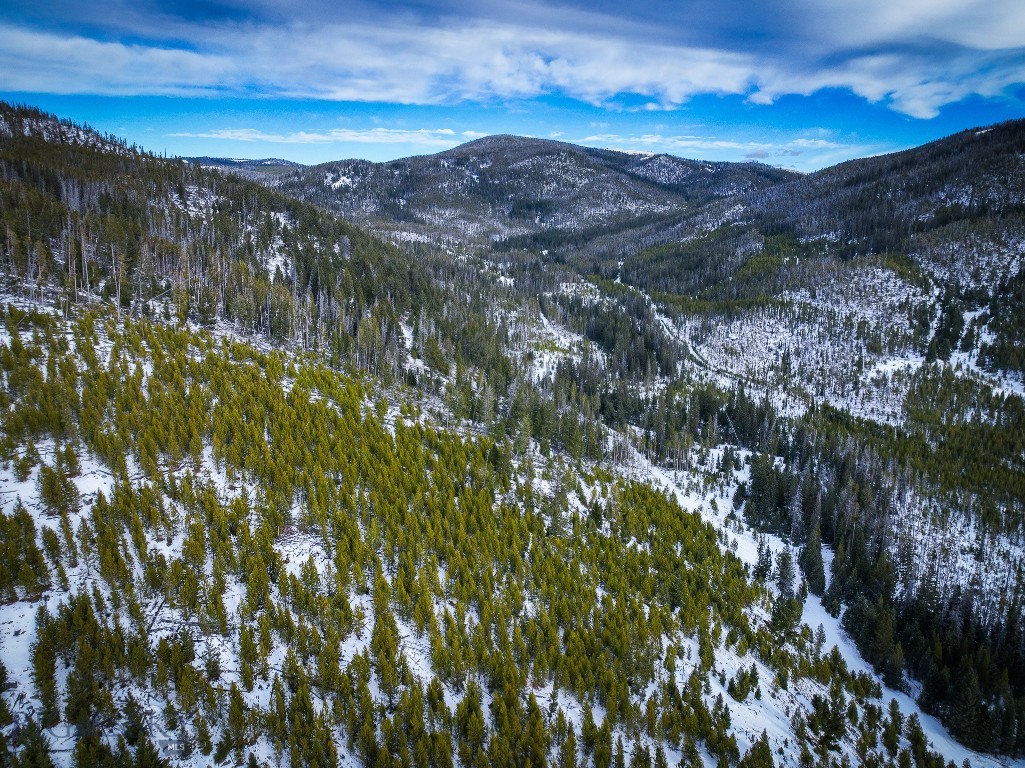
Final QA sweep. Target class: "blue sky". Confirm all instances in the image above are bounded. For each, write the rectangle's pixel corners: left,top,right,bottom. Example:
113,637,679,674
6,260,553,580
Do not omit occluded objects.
2,0,1024,171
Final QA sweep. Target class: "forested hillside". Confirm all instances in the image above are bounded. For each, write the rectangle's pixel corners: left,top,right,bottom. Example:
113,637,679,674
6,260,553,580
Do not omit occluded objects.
270,113,1025,760
1,102,1024,768
1,105,524,388
0,302,978,768
614,125,1025,757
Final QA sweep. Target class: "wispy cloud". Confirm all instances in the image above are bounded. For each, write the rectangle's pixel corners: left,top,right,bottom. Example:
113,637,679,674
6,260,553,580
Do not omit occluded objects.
576,132,841,152
169,126,483,147
571,131,874,169
166,124,873,170
0,25,232,96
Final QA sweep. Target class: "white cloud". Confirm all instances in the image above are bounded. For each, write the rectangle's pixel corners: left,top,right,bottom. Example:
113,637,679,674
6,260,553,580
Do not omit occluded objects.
0,18,765,106
169,126,474,146
0,18,760,105
571,131,873,171
165,123,876,171
1,4,1023,119
798,0,1025,53
0,25,234,96
750,48,1025,119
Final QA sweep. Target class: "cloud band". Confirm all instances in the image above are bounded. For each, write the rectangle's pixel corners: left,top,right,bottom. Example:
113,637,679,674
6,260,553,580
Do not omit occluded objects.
1,2,1023,119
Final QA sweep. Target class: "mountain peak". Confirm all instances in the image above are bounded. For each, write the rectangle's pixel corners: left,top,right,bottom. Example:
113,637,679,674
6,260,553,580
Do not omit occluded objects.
437,133,588,160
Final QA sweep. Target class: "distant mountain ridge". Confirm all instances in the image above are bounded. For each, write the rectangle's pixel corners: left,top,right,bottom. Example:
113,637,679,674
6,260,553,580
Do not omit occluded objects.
191,119,1025,385
186,155,306,181
188,156,305,168
271,134,797,252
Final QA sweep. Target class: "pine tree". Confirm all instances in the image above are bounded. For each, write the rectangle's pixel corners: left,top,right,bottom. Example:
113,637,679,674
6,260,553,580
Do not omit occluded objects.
799,518,826,596
455,680,487,765
559,725,577,768
521,694,549,768
775,549,795,600
228,682,248,752
628,741,650,768
15,718,56,768
949,660,981,742
30,612,59,727
593,723,613,768
239,625,258,691
739,731,774,768
577,701,594,757
134,734,166,768
753,540,772,583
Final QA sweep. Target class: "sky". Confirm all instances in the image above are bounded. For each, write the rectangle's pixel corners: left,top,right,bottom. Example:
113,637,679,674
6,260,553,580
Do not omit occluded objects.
2,0,1025,171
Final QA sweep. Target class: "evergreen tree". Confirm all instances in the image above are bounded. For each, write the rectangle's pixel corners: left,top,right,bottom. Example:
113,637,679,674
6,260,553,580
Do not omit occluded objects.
775,549,796,600
559,725,577,768
753,540,772,583
14,719,55,768
739,731,774,768
799,519,826,596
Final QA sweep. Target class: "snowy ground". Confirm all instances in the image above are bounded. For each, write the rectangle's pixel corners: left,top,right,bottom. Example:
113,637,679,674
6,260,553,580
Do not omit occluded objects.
605,261,923,423
623,444,1022,768
503,302,609,387
2,298,1022,767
